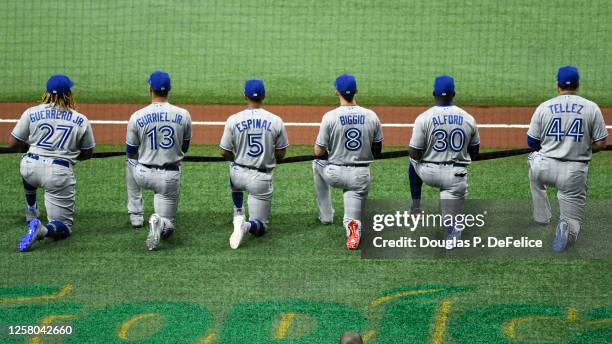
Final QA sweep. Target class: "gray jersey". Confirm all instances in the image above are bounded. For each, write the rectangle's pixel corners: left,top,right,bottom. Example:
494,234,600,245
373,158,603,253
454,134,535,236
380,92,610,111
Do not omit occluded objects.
528,94,608,161
11,103,96,164
410,105,480,164
126,102,192,166
316,105,383,165
220,108,289,170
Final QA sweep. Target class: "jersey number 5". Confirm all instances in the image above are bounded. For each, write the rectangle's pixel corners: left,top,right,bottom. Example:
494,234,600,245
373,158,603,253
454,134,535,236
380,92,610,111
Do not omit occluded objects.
247,133,264,157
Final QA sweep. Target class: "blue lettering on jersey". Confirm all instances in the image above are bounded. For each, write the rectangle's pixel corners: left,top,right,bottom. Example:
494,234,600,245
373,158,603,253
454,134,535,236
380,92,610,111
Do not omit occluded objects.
432,115,464,127
547,103,584,115
340,115,365,126
28,109,87,127
72,116,84,127
137,112,183,128
29,109,73,123
235,118,272,133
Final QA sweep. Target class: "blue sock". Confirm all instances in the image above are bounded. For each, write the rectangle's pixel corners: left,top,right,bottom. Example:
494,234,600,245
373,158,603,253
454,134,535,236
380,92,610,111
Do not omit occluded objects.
45,220,70,240
409,164,422,209
247,220,266,237
23,179,37,207
232,191,244,209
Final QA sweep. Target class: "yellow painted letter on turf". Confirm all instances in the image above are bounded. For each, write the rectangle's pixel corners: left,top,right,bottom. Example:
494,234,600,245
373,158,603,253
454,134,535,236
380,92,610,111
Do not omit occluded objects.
117,312,158,340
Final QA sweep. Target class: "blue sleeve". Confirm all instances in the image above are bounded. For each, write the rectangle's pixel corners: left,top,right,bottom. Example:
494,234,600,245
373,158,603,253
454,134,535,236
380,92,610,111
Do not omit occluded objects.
527,135,541,150
408,163,422,201
182,140,190,153
126,144,139,155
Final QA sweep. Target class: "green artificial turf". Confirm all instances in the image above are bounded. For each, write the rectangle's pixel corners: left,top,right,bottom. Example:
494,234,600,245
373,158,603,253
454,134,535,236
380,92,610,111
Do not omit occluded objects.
1,1,611,106
0,146,610,342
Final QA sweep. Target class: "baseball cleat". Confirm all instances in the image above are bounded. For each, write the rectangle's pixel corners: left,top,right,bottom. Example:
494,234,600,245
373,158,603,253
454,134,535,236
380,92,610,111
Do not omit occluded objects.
446,227,462,250
146,214,162,251
410,207,423,216
319,217,333,225
25,203,39,223
229,215,246,249
552,219,570,253
345,220,360,250
130,214,144,228
19,219,44,252
161,227,175,240
319,209,335,225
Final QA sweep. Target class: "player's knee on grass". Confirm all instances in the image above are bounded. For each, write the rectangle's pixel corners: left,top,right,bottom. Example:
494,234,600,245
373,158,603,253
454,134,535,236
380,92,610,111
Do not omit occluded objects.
45,220,71,240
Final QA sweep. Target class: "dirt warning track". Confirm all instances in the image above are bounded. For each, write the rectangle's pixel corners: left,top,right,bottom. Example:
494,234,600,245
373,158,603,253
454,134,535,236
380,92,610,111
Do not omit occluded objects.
1,103,610,148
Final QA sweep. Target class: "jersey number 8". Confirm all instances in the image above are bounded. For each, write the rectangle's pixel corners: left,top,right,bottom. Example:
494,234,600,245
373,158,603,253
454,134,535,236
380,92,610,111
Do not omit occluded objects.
344,128,362,151
432,128,465,152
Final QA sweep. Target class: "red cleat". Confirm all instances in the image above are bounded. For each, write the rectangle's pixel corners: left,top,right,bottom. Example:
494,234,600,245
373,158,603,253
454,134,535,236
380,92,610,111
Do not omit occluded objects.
345,220,360,250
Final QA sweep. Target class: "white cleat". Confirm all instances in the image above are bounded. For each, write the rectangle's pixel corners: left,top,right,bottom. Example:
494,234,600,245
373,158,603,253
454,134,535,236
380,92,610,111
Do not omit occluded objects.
230,215,246,249
130,214,144,228
25,203,39,223
146,214,162,251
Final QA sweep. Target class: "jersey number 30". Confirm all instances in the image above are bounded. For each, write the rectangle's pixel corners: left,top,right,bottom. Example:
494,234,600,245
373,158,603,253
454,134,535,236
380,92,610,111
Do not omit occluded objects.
432,128,465,152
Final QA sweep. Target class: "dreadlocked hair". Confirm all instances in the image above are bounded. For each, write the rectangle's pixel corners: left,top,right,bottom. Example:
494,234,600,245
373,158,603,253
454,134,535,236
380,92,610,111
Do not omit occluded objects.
42,91,75,110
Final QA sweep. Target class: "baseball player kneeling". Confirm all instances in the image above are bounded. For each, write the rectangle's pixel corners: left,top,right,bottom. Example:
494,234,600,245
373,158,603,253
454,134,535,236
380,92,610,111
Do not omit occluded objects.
313,74,384,250
408,75,480,249
8,74,96,252
125,70,192,251
220,80,289,249
527,66,608,252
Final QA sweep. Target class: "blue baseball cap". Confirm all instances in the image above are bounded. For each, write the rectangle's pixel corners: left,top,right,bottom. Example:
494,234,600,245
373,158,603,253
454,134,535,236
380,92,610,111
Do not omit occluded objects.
244,79,265,100
334,74,357,95
148,70,171,91
46,74,74,94
557,66,579,86
433,75,455,96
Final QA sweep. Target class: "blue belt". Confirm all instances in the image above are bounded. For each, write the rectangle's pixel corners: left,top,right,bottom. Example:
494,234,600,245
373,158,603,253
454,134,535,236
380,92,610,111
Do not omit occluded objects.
233,163,272,173
26,153,71,168
140,163,180,171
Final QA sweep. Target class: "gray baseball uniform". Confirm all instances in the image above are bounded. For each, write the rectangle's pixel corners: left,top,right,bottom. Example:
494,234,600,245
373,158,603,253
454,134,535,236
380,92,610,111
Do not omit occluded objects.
125,102,192,229
11,103,96,229
313,105,383,230
527,94,608,233
220,108,288,226
409,105,479,222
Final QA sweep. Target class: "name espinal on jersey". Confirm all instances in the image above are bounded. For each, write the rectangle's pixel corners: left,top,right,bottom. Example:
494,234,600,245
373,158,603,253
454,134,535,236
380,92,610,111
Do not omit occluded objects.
219,108,289,170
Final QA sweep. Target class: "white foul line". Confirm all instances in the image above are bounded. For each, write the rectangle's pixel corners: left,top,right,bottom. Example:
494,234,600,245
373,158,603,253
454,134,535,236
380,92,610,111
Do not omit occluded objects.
0,118,610,129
